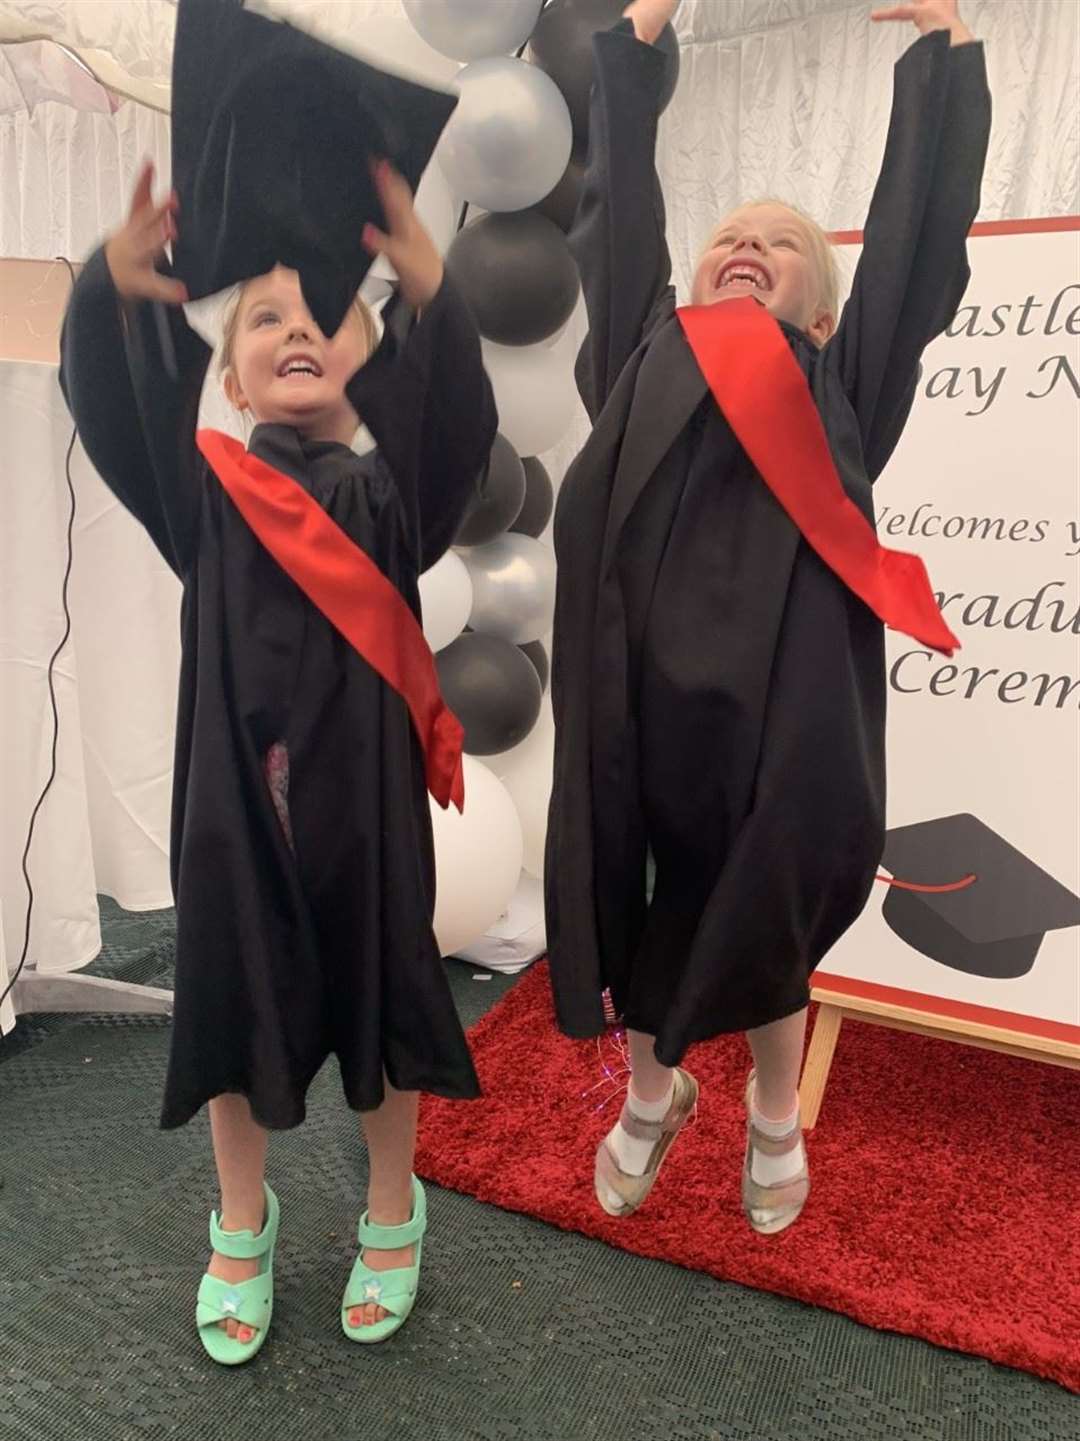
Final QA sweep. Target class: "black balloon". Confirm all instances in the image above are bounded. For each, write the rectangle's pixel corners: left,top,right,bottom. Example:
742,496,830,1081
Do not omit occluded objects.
446,211,581,347
533,151,586,234
511,456,554,538
519,639,549,694
528,0,680,144
455,433,526,547
436,633,543,756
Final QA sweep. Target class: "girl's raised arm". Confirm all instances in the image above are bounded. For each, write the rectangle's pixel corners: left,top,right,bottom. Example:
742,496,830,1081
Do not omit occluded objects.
569,5,680,420
60,163,209,574
348,164,497,572
829,4,989,479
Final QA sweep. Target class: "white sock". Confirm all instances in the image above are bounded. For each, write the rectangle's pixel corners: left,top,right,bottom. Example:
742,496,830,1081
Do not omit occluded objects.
749,1089,805,1188
604,1078,675,1209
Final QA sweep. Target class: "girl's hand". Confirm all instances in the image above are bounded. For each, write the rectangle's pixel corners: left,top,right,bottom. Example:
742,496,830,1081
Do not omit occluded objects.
362,161,444,309
104,161,189,304
623,0,680,46
871,0,974,44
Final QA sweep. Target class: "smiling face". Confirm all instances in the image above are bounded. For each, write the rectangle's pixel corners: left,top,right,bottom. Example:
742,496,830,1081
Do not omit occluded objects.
691,202,837,347
222,267,374,444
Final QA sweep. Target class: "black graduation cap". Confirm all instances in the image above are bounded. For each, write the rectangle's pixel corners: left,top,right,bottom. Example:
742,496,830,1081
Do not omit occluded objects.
169,0,457,337
880,813,1080,980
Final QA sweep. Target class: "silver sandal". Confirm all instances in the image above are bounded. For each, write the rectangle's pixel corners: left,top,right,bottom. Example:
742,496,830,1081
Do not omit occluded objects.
594,1067,699,1218
742,1070,810,1235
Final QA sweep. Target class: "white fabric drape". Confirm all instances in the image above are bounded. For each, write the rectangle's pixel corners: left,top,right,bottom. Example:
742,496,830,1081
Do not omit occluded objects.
0,0,177,109
0,40,120,116
0,359,180,1024
0,100,168,265
1,361,99,1005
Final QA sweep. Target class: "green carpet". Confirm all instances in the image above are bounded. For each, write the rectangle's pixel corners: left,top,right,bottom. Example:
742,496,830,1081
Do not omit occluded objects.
0,899,1072,1441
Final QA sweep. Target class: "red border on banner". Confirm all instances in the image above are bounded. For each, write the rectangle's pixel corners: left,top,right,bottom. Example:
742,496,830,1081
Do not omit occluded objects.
813,971,1080,1047
829,214,1080,245
813,211,1080,1053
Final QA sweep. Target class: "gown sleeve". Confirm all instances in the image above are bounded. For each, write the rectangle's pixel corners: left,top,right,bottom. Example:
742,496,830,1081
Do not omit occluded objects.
569,20,675,422
58,247,211,576
828,32,991,480
346,273,497,574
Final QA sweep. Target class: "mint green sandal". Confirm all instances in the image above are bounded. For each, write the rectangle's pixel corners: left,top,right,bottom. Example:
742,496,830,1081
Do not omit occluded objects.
341,1176,427,1345
196,1183,279,1366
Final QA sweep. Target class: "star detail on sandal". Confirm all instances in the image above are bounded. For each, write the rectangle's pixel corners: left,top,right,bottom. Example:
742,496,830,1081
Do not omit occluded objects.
221,1291,242,1316
362,1280,383,1303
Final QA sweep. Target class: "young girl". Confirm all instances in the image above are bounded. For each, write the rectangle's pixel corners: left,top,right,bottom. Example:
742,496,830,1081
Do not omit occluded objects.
60,159,496,1361
546,0,990,1231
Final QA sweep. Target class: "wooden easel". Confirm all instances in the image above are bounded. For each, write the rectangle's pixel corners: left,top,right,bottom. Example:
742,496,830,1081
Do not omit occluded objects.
798,976,1080,1130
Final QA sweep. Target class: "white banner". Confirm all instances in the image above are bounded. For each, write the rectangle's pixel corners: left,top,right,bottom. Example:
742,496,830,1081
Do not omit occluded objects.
819,220,1080,1043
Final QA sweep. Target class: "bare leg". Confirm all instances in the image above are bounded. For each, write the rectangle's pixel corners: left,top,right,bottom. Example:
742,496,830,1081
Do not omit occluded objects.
626,1028,675,1103
746,1008,808,1119
207,1094,269,1342
347,1082,420,1330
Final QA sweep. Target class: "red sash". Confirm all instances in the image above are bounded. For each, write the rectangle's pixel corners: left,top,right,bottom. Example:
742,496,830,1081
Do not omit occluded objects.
197,429,465,812
676,299,959,656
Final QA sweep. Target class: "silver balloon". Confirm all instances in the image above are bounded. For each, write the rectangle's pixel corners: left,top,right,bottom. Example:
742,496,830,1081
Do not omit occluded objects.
437,58,573,213
403,0,544,62
462,534,556,645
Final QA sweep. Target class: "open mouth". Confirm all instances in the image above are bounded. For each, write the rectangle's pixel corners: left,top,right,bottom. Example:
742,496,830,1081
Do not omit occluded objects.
276,354,324,379
713,260,772,293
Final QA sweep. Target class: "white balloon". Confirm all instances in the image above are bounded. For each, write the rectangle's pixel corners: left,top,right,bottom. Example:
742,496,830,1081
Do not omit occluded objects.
403,0,543,62
184,285,237,352
370,159,460,282
492,700,554,879
482,335,580,456
419,550,473,653
463,534,556,645
252,4,461,86
430,757,524,955
344,10,461,87
415,161,460,253
438,58,572,213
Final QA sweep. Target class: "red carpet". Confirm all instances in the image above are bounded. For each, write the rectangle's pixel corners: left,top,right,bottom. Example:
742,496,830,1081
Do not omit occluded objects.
417,963,1080,1392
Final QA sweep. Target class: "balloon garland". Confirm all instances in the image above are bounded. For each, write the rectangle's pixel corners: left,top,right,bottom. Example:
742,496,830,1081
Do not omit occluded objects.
401,0,679,953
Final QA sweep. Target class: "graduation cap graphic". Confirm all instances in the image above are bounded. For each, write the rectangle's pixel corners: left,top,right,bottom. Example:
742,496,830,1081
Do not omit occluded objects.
879,813,1080,980
169,0,457,338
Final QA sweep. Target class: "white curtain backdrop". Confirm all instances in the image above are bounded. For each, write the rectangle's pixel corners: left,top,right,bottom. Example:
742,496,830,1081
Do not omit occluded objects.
0,100,168,265
0,0,1077,1000
0,360,181,1015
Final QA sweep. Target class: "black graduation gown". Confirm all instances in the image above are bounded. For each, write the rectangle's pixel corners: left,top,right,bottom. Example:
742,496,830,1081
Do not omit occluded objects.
545,25,991,1060
60,249,497,1128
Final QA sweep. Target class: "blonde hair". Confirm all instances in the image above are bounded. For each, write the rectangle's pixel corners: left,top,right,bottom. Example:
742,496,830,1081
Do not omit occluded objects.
705,198,841,328
218,284,378,378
